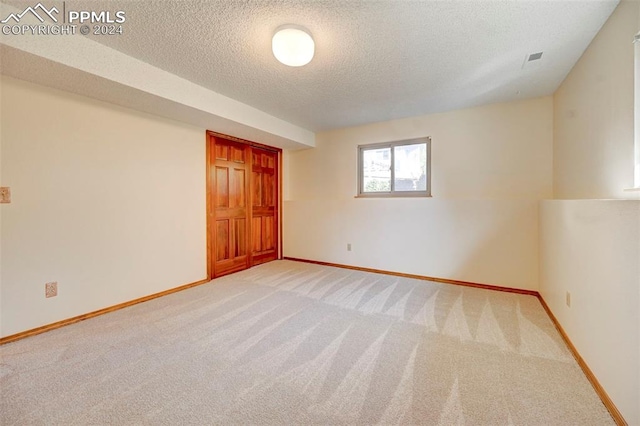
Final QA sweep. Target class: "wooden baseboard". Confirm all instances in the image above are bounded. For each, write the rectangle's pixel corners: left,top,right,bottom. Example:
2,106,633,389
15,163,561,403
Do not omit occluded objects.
537,296,627,426
0,258,627,425
0,278,210,345
283,257,539,296
284,256,625,425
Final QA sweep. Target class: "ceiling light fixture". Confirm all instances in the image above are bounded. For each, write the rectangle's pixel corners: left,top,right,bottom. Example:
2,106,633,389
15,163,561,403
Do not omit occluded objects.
272,26,314,67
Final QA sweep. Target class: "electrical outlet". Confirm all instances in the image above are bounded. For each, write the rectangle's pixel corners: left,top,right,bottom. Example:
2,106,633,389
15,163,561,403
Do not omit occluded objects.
566,291,571,307
347,243,352,251
0,187,10,204
45,282,58,298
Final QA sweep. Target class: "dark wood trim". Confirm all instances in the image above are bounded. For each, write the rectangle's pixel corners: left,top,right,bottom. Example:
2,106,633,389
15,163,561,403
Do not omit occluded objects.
284,257,625,423
206,134,212,280
247,142,255,269
283,257,538,296
537,296,627,426
2,246,625,426
206,131,282,154
0,278,210,346
278,150,283,260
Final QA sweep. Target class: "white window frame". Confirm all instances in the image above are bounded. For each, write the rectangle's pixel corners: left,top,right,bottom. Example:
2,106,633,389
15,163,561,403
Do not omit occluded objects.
633,31,640,188
357,137,431,198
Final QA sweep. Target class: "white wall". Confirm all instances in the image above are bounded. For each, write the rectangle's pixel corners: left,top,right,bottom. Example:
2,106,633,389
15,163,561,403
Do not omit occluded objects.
0,74,3,335
0,76,207,338
635,7,640,187
285,96,553,291
541,3,640,424
540,200,640,425
0,0,316,151
553,0,639,199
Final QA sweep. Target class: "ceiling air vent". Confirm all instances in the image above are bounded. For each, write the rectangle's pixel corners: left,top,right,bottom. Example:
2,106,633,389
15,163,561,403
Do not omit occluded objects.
522,51,544,69
528,52,543,61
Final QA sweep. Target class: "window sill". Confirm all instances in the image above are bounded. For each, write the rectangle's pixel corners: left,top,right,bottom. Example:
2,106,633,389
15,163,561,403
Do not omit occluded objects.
354,194,433,199
623,187,640,192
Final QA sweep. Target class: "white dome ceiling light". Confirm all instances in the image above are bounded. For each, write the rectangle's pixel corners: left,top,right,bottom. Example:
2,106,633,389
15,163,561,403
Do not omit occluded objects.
272,26,315,67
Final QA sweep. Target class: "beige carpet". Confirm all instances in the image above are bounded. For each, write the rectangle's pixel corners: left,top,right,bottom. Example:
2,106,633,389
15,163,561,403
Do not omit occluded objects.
1,260,613,425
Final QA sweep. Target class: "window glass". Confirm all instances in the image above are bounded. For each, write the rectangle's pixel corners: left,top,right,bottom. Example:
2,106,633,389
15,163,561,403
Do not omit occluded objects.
362,147,391,192
358,138,431,197
394,143,427,191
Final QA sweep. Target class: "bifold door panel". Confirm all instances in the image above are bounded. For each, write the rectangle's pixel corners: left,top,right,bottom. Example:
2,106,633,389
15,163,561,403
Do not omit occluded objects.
209,135,279,278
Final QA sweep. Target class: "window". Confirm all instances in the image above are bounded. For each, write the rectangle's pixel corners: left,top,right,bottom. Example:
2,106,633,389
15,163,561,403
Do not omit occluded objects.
357,137,431,197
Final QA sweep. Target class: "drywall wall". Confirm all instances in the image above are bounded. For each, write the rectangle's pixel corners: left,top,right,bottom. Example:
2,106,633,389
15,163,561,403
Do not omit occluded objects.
0,76,207,337
285,97,553,290
539,200,640,425
553,0,639,199
542,4,640,424
0,75,3,336
0,0,315,150
635,7,640,187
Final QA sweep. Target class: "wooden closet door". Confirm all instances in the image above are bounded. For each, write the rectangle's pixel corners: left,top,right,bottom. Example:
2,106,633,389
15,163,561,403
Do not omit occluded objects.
250,148,278,265
211,138,250,277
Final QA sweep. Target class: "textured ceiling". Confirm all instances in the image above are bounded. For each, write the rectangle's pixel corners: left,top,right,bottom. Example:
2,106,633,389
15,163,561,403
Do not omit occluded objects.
5,0,620,131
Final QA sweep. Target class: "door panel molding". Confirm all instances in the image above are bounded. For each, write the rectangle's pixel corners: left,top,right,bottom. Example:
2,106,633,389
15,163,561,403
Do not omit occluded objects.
206,131,281,279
